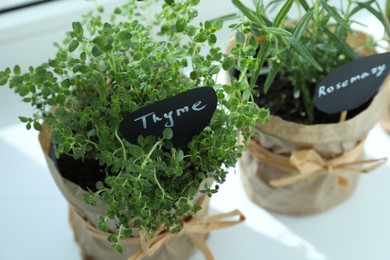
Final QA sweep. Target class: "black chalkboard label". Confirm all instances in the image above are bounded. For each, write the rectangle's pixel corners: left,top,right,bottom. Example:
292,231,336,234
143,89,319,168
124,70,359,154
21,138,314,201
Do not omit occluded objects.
314,52,390,114
119,86,217,147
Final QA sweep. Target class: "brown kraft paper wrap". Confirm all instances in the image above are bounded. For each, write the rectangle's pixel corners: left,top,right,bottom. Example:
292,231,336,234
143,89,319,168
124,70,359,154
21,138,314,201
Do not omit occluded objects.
240,84,388,216
39,124,245,260
380,76,390,133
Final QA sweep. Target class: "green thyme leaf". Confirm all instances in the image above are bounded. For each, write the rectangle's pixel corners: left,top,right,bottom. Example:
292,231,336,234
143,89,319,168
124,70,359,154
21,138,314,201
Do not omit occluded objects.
68,40,79,52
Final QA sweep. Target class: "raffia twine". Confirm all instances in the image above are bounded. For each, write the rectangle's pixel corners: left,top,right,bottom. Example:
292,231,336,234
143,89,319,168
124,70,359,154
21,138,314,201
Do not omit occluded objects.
248,138,387,188
69,195,245,260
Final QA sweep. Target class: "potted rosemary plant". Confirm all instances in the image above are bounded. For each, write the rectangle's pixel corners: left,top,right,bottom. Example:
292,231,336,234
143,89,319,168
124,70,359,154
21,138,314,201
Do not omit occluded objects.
0,0,268,259
225,0,389,215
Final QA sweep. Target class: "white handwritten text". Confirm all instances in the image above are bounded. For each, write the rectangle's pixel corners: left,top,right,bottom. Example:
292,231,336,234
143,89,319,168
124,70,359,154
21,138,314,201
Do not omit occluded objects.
134,101,207,129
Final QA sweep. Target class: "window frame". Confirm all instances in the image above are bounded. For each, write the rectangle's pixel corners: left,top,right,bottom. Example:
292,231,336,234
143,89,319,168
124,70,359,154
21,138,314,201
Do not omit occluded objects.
0,0,61,14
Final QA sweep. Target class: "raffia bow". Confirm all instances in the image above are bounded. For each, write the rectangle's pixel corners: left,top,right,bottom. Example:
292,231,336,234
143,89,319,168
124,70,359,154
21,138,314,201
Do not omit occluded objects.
130,209,245,260
248,139,387,188
69,205,245,260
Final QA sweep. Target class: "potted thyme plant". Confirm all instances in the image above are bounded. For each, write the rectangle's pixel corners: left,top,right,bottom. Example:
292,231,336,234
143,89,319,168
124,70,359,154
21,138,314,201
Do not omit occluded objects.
0,0,268,259
224,0,389,215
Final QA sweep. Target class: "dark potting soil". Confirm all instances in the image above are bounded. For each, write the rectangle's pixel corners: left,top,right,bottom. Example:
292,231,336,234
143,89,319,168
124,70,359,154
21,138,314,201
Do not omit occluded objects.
49,143,193,192
49,145,106,191
230,69,373,124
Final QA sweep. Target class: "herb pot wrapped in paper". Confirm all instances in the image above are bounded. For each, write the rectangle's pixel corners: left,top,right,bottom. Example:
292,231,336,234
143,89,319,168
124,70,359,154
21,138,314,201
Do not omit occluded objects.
225,0,389,215
0,1,268,259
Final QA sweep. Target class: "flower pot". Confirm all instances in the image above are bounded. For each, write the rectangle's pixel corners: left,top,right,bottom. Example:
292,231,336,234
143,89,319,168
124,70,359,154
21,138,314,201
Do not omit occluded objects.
239,85,388,215
228,28,388,215
38,125,244,259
